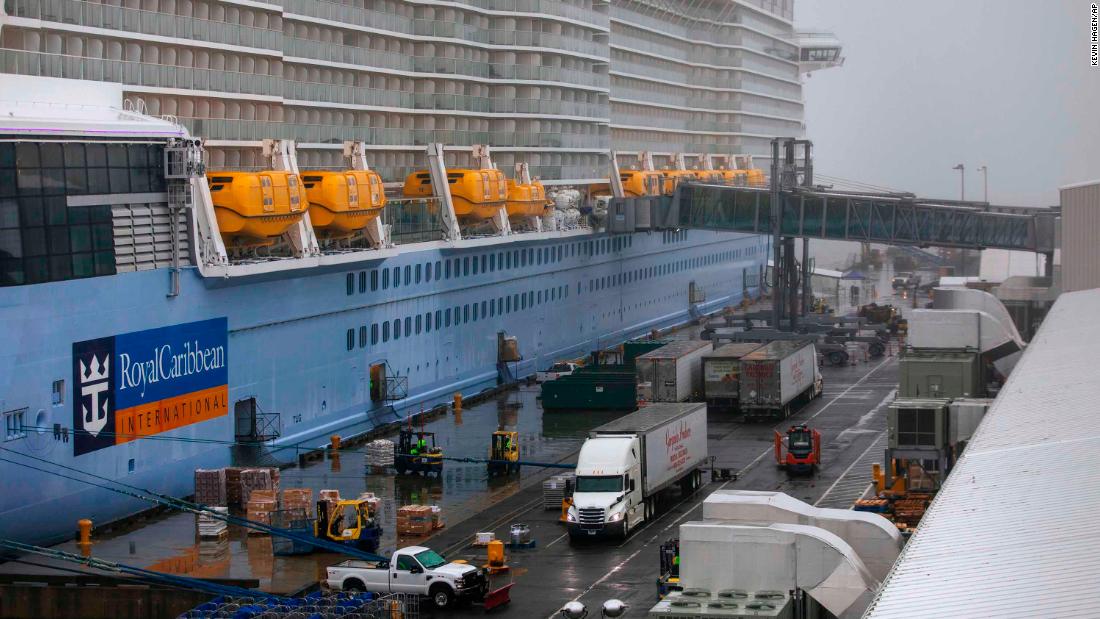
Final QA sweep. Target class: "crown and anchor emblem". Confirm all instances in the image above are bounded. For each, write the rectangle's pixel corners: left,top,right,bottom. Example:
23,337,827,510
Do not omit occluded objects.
79,353,110,437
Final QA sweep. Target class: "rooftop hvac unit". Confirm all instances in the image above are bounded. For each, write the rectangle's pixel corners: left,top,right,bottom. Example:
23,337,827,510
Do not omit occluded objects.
888,398,950,450
648,590,792,618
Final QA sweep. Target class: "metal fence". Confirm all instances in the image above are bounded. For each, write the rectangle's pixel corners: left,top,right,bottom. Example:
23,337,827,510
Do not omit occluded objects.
179,591,420,619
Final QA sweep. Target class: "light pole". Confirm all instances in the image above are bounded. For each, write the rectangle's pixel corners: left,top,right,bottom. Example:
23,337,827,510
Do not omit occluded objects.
977,165,988,202
952,163,965,200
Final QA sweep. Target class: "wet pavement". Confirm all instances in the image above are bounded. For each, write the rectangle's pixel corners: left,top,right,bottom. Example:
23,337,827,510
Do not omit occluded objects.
7,273,922,617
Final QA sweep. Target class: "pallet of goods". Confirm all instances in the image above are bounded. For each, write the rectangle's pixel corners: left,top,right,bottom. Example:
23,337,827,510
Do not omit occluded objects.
366,439,395,468
197,506,229,540
396,505,434,536
246,496,278,534
281,488,314,518
225,467,243,506
239,468,280,504
542,472,575,510
194,468,227,506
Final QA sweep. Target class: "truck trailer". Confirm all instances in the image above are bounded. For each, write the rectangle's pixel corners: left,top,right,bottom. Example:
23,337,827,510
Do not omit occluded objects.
739,340,823,419
702,342,763,412
635,340,711,403
567,403,708,540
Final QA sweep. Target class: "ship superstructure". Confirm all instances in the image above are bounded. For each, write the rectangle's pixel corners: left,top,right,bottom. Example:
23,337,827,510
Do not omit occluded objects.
0,0,841,547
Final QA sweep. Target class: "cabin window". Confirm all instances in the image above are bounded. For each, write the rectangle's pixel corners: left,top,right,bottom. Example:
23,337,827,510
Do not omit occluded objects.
383,322,390,342
416,314,422,334
445,309,452,327
382,268,390,289
371,323,379,345
435,260,441,278
463,305,469,323
445,260,451,279
346,273,354,295
415,264,422,284
404,317,411,336
425,312,432,333
404,265,411,285
371,270,379,291
506,296,512,313
489,253,496,271
393,266,401,288
434,310,442,330
346,329,354,351
393,319,401,340
359,271,367,293
425,262,432,282
463,257,470,276
359,326,367,349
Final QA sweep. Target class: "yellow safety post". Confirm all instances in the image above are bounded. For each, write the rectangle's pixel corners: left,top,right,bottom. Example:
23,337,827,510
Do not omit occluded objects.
330,434,342,451
78,519,92,546
453,392,463,412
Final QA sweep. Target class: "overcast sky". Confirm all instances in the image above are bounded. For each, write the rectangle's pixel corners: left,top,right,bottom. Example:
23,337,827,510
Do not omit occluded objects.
795,0,1100,208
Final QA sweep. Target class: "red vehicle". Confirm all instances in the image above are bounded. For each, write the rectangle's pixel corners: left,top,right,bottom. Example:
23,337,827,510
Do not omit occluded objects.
774,424,821,475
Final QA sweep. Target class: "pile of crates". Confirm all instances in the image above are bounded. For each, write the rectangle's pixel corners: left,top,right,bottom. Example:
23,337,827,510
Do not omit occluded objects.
367,439,395,469
239,468,281,504
246,489,278,532
396,505,434,536
542,472,575,510
194,469,227,506
281,488,314,521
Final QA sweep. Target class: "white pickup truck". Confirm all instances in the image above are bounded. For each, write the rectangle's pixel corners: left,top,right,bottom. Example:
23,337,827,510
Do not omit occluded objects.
326,546,488,609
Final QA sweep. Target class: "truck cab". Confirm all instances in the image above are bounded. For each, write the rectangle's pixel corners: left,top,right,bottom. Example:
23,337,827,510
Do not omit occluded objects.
567,435,642,539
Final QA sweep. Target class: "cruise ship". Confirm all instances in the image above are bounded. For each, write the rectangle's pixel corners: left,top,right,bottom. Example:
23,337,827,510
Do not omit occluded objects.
0,0,841,545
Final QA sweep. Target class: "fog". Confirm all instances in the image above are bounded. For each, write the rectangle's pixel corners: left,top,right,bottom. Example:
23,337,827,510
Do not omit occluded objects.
793,0,1099,269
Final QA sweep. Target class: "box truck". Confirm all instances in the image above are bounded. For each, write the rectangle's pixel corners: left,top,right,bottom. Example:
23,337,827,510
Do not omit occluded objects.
567,403,708,540
635,340,711,402
739,340,823,419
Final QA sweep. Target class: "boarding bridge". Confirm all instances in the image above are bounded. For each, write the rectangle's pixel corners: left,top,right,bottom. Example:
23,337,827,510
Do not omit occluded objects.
608,137,1058,332
609,184,1057,255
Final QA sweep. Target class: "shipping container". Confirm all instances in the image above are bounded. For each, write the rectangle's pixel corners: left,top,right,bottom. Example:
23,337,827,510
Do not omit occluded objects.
635,340,711,402
702,342,763,412
739,340,822,418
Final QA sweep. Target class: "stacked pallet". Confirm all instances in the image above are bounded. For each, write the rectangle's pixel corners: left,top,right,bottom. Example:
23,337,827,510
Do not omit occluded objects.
542,472,575,510
429,505,444,530
356,492,382,518
239,468,280,504
396,505,434,536
194,469,227,506
246,490,278,534
281,488,314,520
366,439,395,468
225,467,243,506
198,506,229,540
320,489,341,502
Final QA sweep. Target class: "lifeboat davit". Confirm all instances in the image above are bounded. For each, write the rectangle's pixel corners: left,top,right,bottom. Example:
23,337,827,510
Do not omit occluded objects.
403,168,507,222
300,170,387,238
206,171,306,247
505,178,552,220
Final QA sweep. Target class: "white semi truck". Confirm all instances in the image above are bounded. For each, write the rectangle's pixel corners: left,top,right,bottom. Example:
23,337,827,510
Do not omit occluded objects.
567,403,708,540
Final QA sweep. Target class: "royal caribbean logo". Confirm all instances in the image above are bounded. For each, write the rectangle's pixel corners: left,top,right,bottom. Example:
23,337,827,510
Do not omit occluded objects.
71,318,228,456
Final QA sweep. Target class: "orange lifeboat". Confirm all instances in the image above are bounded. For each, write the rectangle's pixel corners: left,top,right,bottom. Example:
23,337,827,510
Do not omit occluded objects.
300,170,387,238
403,168,507,222
505,178,553,220
206,171,306,247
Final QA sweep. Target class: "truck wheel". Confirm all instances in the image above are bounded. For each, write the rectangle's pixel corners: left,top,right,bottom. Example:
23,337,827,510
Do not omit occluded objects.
827,351,846,366
430,584,455,609
869,342,885,358
343,579,365,593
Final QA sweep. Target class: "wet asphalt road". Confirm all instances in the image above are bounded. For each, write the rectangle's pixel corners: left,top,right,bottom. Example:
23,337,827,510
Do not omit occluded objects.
422,355,899,619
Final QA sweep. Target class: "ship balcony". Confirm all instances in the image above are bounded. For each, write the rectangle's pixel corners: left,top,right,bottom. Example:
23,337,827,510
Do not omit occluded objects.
6,0,282,51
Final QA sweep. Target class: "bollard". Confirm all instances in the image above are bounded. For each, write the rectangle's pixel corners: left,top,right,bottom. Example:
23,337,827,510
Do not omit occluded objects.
78,518,92,545
453,392,463,412
330,434,342,451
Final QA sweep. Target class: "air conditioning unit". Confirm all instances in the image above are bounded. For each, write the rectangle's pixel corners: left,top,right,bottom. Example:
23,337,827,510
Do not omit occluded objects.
887,398,951,450
648,589,792,618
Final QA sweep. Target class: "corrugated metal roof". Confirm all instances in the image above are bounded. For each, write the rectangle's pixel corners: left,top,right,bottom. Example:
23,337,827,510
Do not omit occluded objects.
864,289,1100,619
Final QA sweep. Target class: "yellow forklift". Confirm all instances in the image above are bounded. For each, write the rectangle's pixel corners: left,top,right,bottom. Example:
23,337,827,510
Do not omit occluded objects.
395,429,443,476
487,431,520,476
315,496,382,551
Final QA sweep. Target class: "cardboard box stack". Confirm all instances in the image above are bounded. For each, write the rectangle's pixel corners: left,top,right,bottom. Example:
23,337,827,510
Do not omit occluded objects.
246,489,278,534
225,467,243,506
366,439,395,468
396,505,434,536
281,488,314,521
430,505,444,530
194,468,227,506
239,468,280,504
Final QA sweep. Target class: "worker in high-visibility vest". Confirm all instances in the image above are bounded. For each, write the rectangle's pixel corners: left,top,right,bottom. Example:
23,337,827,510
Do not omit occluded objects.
417,437,427,455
